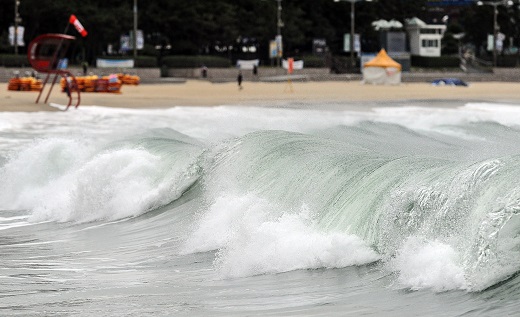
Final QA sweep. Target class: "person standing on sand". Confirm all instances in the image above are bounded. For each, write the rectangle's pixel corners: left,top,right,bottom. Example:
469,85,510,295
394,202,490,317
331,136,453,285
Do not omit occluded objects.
82,62,88,76
237,71,243,90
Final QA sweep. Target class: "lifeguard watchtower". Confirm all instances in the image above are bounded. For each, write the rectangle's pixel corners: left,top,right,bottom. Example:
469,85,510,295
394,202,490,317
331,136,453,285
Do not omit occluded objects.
27,33,80,110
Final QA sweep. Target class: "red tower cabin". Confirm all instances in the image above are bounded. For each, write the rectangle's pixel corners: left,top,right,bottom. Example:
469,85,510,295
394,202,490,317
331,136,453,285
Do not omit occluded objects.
28,34,80,110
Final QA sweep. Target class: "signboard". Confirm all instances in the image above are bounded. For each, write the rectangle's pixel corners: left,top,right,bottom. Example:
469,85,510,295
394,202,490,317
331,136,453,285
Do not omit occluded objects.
121,35,131,52
343,34,360,53
497,32,505,53
237,59,260,70
129,30,144,50
8,26,25,46
275,35,283,58
97,59,135,68
489,33,506,52
269,40,278,58
313,38,327,55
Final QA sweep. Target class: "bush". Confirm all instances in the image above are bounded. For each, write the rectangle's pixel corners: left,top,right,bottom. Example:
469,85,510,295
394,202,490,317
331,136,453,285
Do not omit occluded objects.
161,55,232,68
497,55,518,67
411,55,460,68
302,55,326,68
134,56,157,68
330,55,358,73
0,54,29,67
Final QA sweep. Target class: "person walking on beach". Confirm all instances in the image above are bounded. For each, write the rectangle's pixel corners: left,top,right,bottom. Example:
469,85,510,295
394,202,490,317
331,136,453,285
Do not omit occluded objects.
237,71,243,90
82,62,88,75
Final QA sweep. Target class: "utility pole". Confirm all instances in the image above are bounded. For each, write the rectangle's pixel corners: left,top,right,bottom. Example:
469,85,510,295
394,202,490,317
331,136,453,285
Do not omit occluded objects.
14,0,21,55
133,0,138,58
349,0,355,70
492,2,498,67
477,0,508,67
276,0,283,67
334,0,364,71
334,0,367,71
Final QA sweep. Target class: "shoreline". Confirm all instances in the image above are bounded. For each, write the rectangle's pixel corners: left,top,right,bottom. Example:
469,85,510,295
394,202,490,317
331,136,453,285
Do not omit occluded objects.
2,80,520,112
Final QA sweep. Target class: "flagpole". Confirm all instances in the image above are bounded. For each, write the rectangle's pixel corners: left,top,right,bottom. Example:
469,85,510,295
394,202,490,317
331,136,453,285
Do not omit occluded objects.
14,0,20,55
133,0,138,58
63,23,70,35
52,20,72,68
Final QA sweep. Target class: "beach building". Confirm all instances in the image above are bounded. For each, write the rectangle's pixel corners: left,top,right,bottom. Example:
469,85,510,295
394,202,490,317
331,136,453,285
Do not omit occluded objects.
405,17,447,57
371,19,410,72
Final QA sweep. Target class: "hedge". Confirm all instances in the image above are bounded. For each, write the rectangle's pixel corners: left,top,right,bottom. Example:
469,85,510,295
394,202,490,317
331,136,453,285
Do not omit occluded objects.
411,55,460,68
161,55,232,68
0,54,160,68
497,55,518,67
301,55,326,68
134,56,158,67
0,54,29,67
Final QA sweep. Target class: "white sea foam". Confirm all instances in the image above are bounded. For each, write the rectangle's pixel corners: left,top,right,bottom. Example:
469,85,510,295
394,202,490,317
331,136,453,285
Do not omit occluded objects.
3,101,520,316
183,194,380,278
0,215,32,231
0,138,89,209
372,102,520,133
0,137,197,223
389,237,467,292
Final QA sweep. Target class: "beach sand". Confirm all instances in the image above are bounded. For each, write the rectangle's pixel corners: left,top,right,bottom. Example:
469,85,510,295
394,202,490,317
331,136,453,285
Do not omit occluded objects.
1,80,520,112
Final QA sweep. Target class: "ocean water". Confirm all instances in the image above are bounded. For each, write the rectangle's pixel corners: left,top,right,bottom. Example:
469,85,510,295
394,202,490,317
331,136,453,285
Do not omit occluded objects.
1,100,520,316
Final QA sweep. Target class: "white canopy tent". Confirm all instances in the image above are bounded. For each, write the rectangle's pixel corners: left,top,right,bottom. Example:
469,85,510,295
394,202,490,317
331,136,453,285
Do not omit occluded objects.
362,49,402,85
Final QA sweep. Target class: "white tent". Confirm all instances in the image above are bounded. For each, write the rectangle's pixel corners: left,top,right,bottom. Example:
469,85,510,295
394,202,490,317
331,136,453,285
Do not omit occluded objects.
362,49,402,85
282,59,304,70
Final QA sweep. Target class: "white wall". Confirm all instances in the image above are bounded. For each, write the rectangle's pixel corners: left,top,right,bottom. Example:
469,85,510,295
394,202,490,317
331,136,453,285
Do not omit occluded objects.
406,25,446,57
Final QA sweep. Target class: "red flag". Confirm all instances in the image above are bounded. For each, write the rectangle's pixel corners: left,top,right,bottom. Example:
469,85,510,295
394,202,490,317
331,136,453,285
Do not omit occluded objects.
69,14,88,37
288,58,294,74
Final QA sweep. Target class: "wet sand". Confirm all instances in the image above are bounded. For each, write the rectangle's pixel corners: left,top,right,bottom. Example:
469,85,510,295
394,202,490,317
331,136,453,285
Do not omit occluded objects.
1,80,520,112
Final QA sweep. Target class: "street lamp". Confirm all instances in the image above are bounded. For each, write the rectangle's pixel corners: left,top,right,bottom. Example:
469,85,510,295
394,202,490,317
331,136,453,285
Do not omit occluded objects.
133,0,138,58
477,0,513,67
262,0,284,67
276,0,284,67
334,0,372,71
14,0,21,55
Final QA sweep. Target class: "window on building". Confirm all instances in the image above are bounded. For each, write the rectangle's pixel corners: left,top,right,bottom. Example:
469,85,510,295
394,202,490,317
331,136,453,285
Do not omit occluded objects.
421,39,439,48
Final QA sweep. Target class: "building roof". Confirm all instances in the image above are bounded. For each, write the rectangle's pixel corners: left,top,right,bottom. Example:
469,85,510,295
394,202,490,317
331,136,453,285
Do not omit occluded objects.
406,17,427,27
372,19,404,31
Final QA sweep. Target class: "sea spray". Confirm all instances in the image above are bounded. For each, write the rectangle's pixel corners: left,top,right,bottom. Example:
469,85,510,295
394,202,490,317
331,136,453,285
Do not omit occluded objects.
3,102,520,316
388,237,467,291
0,138,90,211
186,127,520,290
182,193,380,278
0,136,205,223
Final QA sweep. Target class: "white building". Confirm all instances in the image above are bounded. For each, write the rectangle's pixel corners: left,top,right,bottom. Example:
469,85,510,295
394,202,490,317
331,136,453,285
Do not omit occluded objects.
405,17,446,57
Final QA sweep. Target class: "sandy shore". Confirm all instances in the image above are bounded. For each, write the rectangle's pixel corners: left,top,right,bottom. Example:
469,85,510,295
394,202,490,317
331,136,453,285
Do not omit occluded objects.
2,80,520,112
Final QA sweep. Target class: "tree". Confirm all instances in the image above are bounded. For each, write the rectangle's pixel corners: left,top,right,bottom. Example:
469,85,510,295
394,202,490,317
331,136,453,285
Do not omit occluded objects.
1,0,505,64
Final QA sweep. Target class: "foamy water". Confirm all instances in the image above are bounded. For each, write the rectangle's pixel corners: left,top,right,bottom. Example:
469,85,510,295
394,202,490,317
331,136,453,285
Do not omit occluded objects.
1,101,520,316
